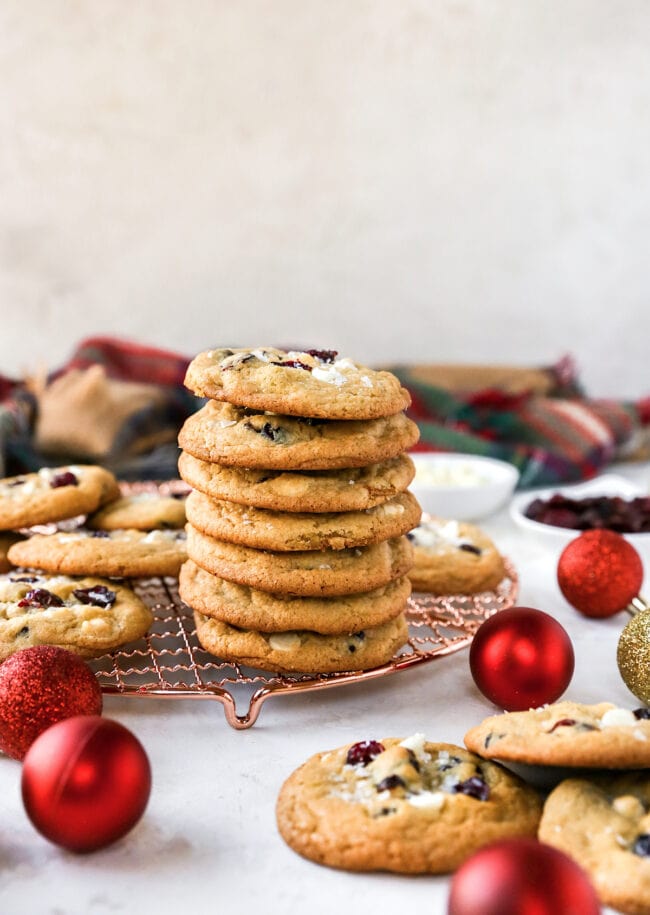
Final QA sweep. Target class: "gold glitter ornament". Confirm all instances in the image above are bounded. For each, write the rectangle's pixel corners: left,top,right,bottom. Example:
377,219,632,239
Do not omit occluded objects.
617,608,650,704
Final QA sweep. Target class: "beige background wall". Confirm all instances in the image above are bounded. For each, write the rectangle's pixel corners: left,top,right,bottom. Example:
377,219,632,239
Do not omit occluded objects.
1,0,649,397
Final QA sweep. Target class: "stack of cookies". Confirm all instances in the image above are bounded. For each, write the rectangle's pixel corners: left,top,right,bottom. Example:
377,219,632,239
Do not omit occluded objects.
177,346,422,674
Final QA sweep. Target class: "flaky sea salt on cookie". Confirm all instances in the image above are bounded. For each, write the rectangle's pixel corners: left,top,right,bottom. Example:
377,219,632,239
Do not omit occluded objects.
184,347,411,420
8,528,187,579
276,736,541,873
0,465,120,530
178,401,419,471
465,701,650,769
539,772,650,915
0,571,152,659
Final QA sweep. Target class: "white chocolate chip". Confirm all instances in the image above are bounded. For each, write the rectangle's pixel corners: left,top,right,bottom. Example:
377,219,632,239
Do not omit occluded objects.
399,733,427,755
408,791,445,810
613,795,645,819
312,366,347,386
601,708,638,728
269,633,302,651
382,502,405,516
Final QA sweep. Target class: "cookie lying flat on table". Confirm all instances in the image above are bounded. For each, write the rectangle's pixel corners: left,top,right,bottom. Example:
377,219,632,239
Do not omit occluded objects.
0,572,153,659
465,701,650,769
177,451,416,514
184,347,411,420
185,490,421,551
193,612,408,674
87,493,186,531
8,529,187,578
186,527,414,596
539,772,650,915
0,465,120,531
276,735,542,873
178,401,419,470
407,518,506,594
179,560,411,634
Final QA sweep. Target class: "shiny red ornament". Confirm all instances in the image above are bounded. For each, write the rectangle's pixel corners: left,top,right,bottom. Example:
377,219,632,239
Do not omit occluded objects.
469,607,574,710
0,646,102,760
22,715,151,852
448,838,601,915
557,529,643,618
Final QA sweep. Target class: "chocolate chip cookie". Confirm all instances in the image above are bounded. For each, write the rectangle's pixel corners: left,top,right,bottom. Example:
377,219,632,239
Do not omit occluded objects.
0,465,120,530
178,401,419,470
8,528,187,578
87,493,186,531
0,571,153,659
185,490,421,551
177,451,415,513
465,702,650,769
276,735,542,872
184,347,411,420
186,526,414,596
179,560,411,634
193,611,408,673
539,772,650,915
407,518,506,594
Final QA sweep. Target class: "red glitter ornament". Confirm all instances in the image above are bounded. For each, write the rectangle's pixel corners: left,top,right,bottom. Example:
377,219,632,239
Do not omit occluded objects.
557,530,644,618
469,607,574,710
22,715,151,852
0,646,103,760
448,838,601,915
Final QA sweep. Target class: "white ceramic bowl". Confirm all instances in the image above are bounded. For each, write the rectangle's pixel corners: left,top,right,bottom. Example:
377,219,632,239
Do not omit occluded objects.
408,453,519,521
510,474,650,556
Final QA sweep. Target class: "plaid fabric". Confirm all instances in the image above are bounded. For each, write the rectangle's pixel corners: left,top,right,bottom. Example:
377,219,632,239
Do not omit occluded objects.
392,362,644,487
0,339,647,486
0,337,196,480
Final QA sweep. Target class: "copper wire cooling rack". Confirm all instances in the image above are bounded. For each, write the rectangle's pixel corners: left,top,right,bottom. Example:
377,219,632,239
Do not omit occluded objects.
89,560,518,730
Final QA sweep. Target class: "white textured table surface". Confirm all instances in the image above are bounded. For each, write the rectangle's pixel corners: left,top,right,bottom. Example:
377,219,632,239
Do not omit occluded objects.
2,464,648,915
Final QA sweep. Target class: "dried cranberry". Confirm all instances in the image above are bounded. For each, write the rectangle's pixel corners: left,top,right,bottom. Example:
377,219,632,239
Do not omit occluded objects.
306,349,337,363
459,543,482,556
346,740,385,767
634,708,650,720
524,493,650,534
548,718,577,733
50,471,78,488
17,588,64,609
91,530,110,538
376,775,405,791
72,586,116,608
281,360,312,371
634,834,650,857
453,776,489,801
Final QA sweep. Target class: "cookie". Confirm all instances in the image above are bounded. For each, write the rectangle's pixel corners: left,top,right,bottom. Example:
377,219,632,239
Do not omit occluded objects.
7,528,187,578
0,533,23,573
184,347,411,420
464,702,650,769
407,517,506,594
0,465,120,531
186,526,414,596
179,560,411,634
276,734,542,873
87,493,186,531
184,489,421,552
177,451,416,513
0,571,153,659
539,773,650,915
178,401,419,470
193,611,408,673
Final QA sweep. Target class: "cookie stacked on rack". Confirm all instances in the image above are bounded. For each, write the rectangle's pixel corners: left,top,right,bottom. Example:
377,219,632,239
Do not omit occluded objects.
177,347,421,674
